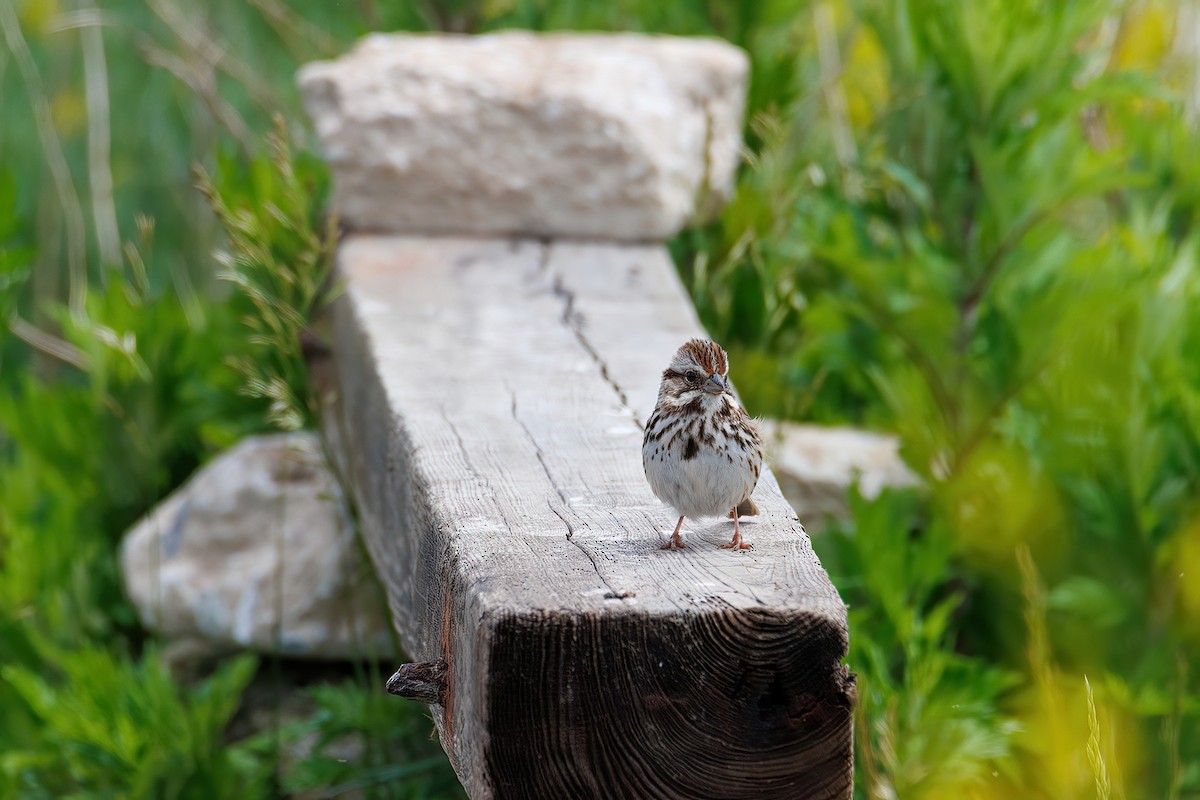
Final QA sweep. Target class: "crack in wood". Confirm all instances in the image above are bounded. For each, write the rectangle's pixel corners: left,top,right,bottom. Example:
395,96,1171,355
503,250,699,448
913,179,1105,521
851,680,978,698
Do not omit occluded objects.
505,382,626,599
547,250,643,430
505,385,570,509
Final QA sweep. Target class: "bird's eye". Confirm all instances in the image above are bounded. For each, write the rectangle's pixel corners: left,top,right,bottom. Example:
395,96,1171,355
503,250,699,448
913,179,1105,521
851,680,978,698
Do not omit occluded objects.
684,370,700,383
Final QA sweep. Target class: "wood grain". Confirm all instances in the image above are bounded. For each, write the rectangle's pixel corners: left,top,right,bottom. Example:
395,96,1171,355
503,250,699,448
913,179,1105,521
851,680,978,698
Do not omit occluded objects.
326,235,854,799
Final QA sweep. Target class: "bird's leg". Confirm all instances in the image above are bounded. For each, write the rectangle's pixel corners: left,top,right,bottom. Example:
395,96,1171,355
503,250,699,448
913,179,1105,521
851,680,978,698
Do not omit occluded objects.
720,505,753,550
661,515,687,550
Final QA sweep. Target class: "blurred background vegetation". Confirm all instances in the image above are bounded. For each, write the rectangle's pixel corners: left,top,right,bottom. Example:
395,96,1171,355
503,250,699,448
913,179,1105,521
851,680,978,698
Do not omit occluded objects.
2,0,1198,797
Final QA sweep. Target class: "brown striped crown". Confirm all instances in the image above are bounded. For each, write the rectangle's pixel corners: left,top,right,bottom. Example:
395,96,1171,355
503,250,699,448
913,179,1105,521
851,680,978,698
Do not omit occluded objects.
662,338,729,383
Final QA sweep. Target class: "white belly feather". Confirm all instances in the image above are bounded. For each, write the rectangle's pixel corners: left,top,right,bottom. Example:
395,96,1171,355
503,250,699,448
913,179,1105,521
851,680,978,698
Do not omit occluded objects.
642,413,759,519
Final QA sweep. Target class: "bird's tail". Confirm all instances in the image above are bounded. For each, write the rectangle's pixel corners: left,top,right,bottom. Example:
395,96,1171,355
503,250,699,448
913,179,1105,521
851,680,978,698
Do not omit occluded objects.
729,497,759,518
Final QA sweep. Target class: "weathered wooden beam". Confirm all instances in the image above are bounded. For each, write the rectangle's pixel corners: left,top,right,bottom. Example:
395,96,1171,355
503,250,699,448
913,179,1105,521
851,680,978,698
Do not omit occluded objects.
325,235,854,799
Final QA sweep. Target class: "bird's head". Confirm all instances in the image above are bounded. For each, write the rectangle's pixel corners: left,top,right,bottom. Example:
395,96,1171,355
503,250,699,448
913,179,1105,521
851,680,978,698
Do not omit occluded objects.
658,338,732,405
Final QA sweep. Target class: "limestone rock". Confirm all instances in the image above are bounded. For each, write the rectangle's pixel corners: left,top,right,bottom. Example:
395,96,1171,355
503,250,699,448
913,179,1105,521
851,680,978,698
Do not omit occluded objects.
761,421,921,525
120,433,396,661
298,32,748,240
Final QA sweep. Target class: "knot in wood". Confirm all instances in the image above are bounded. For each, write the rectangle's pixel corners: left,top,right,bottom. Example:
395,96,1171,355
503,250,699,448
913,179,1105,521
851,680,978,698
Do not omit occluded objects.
386,659,448,705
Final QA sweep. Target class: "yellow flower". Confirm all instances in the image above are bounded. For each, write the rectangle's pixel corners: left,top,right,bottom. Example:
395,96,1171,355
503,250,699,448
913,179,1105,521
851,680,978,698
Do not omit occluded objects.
18,0,58,36
1168,516,1200,637
843,27,889,129
51,88,87,139
1113,2,1174,72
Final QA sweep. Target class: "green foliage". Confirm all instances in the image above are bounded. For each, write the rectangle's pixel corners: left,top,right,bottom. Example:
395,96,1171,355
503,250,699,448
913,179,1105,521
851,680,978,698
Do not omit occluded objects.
0,269,264,625
0,252,270,795
3,646,261,799
823,488,1020,798
196,120,337,431
242,682,467,799
0,3,446,796
678,0,1200,796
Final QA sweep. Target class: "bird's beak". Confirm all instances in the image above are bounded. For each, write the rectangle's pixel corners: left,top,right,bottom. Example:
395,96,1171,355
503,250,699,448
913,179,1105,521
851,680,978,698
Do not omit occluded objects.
703,374,726,394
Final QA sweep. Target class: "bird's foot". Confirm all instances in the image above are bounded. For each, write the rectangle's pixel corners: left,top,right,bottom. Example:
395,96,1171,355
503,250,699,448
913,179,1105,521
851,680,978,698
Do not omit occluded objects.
661,516,687,550
720,532,752,550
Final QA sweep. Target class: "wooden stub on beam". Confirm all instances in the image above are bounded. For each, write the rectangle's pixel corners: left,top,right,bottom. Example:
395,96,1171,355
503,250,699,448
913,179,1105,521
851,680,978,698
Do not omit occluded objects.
326,235,854,799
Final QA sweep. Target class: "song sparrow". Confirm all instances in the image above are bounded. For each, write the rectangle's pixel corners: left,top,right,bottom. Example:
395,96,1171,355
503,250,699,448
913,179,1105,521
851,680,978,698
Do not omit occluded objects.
643,339,763,550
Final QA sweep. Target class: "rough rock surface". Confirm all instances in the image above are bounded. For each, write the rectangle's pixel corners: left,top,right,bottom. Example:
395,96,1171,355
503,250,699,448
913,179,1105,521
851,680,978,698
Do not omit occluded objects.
298,32,748,240
761,421,921,524
120,433,396,661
